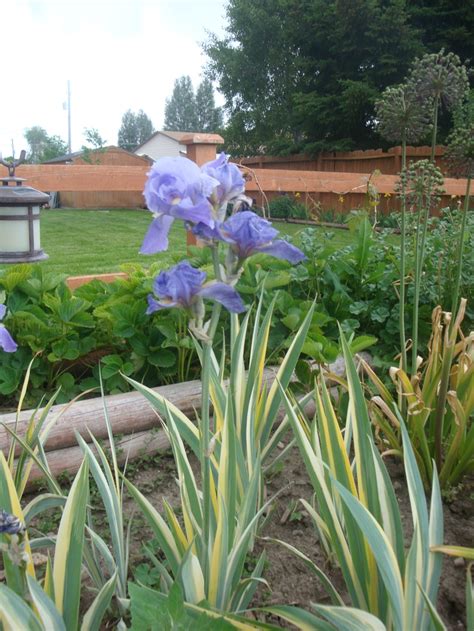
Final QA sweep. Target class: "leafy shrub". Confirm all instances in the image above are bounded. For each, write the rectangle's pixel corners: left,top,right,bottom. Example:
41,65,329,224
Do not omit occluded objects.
0,264,201,407
268,195,309,220
1,205,471,408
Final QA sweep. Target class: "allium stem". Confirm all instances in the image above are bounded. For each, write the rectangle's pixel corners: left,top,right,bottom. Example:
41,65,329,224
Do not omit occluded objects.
399,135,407,374
450,177,471,322
411,183,432,375
430,98,439,163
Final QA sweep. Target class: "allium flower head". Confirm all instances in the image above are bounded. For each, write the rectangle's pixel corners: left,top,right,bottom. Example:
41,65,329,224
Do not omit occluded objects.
147,261,245,315
0,304,17,353
201,153,247,216
221,211,306,264
141,157,219,254
446,124,474,179
375,84,432,144
407,49,469,112
398,160,445,209
0,509,24,535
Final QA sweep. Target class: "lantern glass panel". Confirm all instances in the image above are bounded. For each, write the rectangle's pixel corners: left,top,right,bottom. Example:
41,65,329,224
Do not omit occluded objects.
0,206,41,253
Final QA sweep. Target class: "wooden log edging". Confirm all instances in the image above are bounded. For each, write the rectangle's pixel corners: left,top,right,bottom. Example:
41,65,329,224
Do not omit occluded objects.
0,355,366,486
0,378,202,456
25,428,172,484
0,369,278,457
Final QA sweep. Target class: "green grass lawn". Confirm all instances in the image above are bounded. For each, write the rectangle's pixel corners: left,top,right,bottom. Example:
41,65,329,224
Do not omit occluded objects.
0,209,358,277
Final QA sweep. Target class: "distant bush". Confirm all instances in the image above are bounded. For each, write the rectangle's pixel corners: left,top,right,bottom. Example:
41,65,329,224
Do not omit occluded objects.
268,195,309,219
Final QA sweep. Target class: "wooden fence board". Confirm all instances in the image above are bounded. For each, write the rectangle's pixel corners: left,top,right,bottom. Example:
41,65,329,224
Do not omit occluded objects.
1,163,467,214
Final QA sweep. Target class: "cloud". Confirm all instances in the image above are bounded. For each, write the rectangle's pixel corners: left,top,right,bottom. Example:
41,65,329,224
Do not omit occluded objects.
0,0,225,155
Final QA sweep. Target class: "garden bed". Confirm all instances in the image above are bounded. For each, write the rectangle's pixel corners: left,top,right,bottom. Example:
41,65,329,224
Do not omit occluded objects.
30,442,470,629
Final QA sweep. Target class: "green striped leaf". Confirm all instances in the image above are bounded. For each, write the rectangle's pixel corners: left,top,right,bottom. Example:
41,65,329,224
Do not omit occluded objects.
0,582,43,631
261,300,316,447
312,603,387,631
263,604,335,630
80,570,117,631
26,575,66,631
333,479,404,631
53,457,89,631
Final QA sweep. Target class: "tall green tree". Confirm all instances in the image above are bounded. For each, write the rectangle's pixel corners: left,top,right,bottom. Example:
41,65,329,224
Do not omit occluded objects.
195,78,223,132
163,76,198,131
205,0,424,154
24,126,69,163
407,0,474,64
117,109,154,151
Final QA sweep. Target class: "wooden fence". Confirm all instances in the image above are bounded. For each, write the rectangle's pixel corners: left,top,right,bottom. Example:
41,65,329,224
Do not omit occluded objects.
237,146,448,176
1,163,468,215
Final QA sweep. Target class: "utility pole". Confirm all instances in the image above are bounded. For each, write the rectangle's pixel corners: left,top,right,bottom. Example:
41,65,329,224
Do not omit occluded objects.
67,80,72,153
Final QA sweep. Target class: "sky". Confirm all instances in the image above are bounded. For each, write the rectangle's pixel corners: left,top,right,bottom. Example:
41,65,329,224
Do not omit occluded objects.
0,0,228,158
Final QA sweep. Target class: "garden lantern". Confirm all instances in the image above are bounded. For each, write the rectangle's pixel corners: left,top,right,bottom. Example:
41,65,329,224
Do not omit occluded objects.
0,151,49,262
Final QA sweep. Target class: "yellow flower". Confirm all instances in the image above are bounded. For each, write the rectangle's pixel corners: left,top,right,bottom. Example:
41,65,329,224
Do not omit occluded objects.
294,192,301,198
384,192,391,198
339,195,345,203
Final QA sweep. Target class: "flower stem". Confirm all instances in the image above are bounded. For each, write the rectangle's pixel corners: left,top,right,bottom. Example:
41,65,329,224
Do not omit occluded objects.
399,135,407,373
211,243,222,281
199,299,222,581
411,179,433,375
430,97,439,163
450,177,471,322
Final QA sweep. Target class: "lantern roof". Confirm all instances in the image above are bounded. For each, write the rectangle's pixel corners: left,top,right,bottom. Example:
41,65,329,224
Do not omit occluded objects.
0,179,50,205
0,151,50,206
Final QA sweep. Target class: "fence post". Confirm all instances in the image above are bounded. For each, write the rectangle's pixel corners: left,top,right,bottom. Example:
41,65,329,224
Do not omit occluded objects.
181,133,224,249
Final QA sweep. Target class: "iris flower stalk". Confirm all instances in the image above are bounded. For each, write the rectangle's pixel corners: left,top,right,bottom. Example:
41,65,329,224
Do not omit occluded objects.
142,153,305,566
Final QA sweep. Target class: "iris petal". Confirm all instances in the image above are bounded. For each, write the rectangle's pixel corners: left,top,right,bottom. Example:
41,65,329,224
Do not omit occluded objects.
140,215,175,254
0,326,17,353
198,283,246,313
146,295,178,314
257,240,307,264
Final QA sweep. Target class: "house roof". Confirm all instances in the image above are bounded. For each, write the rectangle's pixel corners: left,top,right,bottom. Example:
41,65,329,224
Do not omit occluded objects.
42,150,82,164
134,130,198,152
41,145,150,164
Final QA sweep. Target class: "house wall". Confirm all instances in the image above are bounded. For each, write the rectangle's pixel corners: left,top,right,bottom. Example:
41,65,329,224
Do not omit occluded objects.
135,134,186,161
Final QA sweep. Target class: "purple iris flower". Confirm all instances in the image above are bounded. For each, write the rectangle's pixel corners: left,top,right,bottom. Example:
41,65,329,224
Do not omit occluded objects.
146,261,245,314
221,211,306,264
201,153,246,213
141,157,219,254
0,305,17,353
